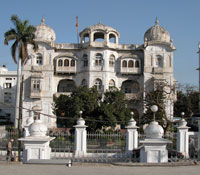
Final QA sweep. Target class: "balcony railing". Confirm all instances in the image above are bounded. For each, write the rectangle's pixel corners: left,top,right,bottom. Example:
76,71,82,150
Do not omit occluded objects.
120,67,141,74
30,91,41,98
55,66,76,74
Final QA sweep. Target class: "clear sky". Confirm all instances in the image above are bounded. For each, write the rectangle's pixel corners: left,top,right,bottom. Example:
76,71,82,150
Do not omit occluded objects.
0,0,199,86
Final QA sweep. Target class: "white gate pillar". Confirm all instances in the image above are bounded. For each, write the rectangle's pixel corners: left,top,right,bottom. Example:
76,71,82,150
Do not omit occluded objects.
177,119,190,158
74,117,87,158
197,120,200,161
125,117,139,154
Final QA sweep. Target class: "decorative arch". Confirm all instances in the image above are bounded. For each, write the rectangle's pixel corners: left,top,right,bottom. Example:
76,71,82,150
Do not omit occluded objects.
82,54,88,67
36,53,43,65
57,79,76,93
128,60,134,68
155,55,163,68
81,79,87,86
64,59,69,66
94,32,104,42
71,60,75,67
94,78,102,91
109,54,115,67
122,60,127,67
58,59,63,67
135,60,139,68
109,79,115,90
95,53,103,66
109,33,116,43
83,33,89,43
121,80,140,93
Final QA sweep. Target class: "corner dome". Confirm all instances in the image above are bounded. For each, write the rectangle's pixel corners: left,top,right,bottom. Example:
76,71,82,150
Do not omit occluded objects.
35,17,56,42
0,65,8,72
144,121,164,139
28,119,47,137
144,18,170,43
80,22,120,37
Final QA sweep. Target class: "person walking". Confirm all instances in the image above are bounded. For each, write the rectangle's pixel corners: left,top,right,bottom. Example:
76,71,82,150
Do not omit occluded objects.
6,139,14,161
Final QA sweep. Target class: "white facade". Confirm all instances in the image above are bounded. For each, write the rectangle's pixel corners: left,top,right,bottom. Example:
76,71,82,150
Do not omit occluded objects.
0,65,17,124
18,17,176,128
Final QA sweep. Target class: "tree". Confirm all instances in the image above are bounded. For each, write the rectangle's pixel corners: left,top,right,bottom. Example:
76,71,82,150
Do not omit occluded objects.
101,89,131,128
4,15,38,128
53,86,101,129
174,83,199,118
53,87,131,130
141,80,176,133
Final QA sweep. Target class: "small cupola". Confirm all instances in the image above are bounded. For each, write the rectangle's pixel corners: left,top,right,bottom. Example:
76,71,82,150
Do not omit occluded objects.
80,22,120,48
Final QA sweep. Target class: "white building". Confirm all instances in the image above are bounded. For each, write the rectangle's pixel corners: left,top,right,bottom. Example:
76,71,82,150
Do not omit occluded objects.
11,17,176,128
0,65,17,124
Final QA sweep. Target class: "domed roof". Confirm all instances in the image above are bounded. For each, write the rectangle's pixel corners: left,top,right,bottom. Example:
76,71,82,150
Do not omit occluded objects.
144,121,164,139
0,65,8,72
35,17,56,42
144,18,170,43
28,119,47,137
80,22,120,37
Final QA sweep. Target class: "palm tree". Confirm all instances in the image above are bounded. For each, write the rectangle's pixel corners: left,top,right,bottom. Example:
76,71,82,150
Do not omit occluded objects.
4,15,38,128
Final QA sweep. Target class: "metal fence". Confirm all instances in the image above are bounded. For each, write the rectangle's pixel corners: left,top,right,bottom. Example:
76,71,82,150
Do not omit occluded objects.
87,131,126,153
0,129,198,163
47,131,74,159
0,129,22,160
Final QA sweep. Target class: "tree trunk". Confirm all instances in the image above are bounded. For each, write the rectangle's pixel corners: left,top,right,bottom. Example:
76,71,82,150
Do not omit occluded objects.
14,58,21,128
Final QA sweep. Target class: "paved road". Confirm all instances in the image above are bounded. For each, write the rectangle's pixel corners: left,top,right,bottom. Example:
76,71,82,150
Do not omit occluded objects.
1,163,200,175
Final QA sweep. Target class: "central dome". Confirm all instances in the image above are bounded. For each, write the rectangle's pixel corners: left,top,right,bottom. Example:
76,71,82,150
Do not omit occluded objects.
144,18,170,43
35,17,56,42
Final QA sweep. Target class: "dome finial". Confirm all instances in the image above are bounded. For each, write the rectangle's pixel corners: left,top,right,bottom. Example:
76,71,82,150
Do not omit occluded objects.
155,17,159,25
41,16,45,24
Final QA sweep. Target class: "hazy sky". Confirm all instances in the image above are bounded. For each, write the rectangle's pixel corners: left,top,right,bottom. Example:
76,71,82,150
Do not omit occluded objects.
0,0,199,86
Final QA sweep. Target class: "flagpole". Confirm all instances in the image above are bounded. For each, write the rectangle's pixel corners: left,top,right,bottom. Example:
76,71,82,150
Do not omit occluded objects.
76,16,79,44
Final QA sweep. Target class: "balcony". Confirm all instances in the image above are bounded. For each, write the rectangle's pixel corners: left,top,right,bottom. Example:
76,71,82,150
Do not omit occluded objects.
120,67,141,75
55,66,76,74
153,67,163,74
30,91,41,99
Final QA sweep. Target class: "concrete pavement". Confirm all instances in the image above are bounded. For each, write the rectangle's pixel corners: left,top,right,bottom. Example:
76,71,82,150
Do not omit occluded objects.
0,163,200,175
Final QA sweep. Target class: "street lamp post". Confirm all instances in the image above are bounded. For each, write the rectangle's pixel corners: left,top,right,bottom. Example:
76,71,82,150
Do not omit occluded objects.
79,111,83,118
151,105,158,121
181,112,185,119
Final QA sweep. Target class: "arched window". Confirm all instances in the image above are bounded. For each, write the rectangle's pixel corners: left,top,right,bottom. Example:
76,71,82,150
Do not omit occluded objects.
95,53,103,66
83,54,88,67
121,80,140,94
122,60,127,67
94,79,102,91
109,34,116,43
135,60,139,68
94,32,104,42
128,60,134,68
83,33,89,43
155,56,163,67
71,60,75,67
58,60,63,67
169,56,171,67
64,59,69,66
81,79,87,86
109,54,115,67
109,79,115,90
36,54,43,65
57,79,76,93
